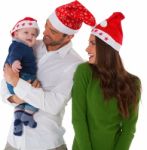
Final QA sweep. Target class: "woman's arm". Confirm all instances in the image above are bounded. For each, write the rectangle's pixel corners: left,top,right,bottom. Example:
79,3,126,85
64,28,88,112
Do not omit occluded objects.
72,64,93,150
114,101,140,150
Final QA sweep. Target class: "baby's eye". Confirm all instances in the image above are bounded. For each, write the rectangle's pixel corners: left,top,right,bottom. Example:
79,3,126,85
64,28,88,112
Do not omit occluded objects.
24,31,28,34
32,33,36,36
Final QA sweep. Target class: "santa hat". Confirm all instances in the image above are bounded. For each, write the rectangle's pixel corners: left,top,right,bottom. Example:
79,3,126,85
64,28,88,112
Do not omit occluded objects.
91,12,125,51
48,0,96,35
11,17,40,36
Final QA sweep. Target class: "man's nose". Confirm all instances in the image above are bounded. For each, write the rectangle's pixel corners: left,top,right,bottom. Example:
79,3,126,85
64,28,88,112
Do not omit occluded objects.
43,29,50,36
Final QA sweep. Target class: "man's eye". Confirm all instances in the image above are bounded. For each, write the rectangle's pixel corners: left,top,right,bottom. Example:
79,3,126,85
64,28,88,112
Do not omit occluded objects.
51,30,56,34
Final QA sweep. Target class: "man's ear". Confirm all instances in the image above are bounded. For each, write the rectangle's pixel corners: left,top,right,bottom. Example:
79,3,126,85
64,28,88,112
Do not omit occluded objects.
67,35,74,40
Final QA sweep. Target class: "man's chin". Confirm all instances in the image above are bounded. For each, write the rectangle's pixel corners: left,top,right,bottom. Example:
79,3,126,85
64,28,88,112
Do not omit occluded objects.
43,38,61,46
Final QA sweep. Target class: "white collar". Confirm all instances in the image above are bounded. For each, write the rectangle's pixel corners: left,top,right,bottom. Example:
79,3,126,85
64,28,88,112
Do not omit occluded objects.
47,42,72,58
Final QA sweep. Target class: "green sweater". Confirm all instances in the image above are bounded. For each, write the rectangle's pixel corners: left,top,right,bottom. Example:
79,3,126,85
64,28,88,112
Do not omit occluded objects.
72,62,139,150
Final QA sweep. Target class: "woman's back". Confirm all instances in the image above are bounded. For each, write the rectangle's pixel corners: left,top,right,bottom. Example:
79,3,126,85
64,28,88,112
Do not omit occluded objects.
72,63,140,150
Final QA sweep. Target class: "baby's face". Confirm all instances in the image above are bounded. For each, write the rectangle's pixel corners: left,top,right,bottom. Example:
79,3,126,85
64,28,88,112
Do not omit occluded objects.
14,28,38,47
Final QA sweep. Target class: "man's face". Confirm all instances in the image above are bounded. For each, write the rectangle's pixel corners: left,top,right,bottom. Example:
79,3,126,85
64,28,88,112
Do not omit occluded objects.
43,20,70,49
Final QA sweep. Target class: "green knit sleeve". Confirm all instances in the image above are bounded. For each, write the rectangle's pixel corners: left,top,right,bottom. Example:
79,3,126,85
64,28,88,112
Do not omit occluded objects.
72,63,93,150
114,96,141,150
114,108,138,149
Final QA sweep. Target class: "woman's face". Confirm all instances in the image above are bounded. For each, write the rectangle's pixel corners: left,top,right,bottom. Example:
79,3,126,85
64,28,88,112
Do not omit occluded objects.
86,34,96,64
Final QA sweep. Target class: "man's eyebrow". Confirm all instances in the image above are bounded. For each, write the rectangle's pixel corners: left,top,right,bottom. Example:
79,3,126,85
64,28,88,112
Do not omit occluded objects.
50,28,59,33
46,21,61,34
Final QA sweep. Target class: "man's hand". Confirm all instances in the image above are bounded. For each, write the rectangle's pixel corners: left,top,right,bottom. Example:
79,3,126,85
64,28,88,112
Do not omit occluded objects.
8,95,24,104
4,64,19,87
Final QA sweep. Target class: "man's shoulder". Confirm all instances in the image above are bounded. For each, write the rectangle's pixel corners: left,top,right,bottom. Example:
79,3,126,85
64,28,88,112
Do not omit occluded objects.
67,48,83,64
33,40,44,49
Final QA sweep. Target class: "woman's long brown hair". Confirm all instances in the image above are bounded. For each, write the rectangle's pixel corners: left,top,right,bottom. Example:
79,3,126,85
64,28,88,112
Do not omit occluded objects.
90,37,141,118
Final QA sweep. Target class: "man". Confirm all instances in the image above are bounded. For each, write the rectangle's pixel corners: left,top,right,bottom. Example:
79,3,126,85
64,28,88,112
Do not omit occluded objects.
1,1,96,150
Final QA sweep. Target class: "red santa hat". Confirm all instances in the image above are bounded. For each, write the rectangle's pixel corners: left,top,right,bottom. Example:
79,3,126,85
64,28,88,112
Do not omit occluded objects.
91,12,125,51
11,17,40,36
48,0,96,35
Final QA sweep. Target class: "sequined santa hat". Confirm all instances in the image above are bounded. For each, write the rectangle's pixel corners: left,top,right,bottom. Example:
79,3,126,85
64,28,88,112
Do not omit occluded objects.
11,17,40,36
91,12,125,51
48,0,96,35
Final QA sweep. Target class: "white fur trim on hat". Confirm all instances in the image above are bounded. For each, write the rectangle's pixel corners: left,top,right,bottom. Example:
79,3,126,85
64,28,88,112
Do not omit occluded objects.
100,20,107,27
11,20,40,36
48,11,79,35
91,29,121,51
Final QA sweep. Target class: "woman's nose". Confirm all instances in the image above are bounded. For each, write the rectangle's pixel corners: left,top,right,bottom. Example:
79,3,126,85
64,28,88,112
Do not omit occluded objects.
86,46,90,52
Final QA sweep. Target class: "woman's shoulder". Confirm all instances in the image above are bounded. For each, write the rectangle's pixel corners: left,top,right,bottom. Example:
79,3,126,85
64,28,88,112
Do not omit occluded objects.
76,62,92,73
74,62,92,79
128,72,141,85
128,72,142,97
73,62,92,85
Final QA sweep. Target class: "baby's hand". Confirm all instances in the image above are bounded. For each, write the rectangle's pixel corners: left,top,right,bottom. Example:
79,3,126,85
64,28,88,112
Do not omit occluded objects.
27,79,41,88
12,60,22,73
31,79,41,88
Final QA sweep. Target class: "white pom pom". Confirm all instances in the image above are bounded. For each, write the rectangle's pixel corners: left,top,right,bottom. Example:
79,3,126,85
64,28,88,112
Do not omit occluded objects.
100,20,107,27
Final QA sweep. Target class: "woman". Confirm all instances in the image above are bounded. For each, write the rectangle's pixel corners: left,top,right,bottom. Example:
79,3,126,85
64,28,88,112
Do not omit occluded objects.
72,12,141,150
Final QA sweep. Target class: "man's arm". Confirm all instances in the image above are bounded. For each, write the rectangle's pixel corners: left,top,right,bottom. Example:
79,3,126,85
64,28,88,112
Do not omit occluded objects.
4,64,76,115
1,65,25,105
0,79,19,106
3,64,19,87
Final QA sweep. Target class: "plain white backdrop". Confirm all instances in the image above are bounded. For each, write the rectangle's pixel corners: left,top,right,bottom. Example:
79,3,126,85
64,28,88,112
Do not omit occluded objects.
0,0,146,149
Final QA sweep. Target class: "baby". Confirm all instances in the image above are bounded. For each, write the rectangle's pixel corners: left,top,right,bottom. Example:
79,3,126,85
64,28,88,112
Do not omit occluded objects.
4,17,40,136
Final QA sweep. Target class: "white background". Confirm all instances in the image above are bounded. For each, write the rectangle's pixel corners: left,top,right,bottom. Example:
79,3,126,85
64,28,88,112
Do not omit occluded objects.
0,0,146,149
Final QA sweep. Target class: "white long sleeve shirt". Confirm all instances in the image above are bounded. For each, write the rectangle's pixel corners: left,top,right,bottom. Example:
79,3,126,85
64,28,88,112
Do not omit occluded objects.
0,40,83,150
